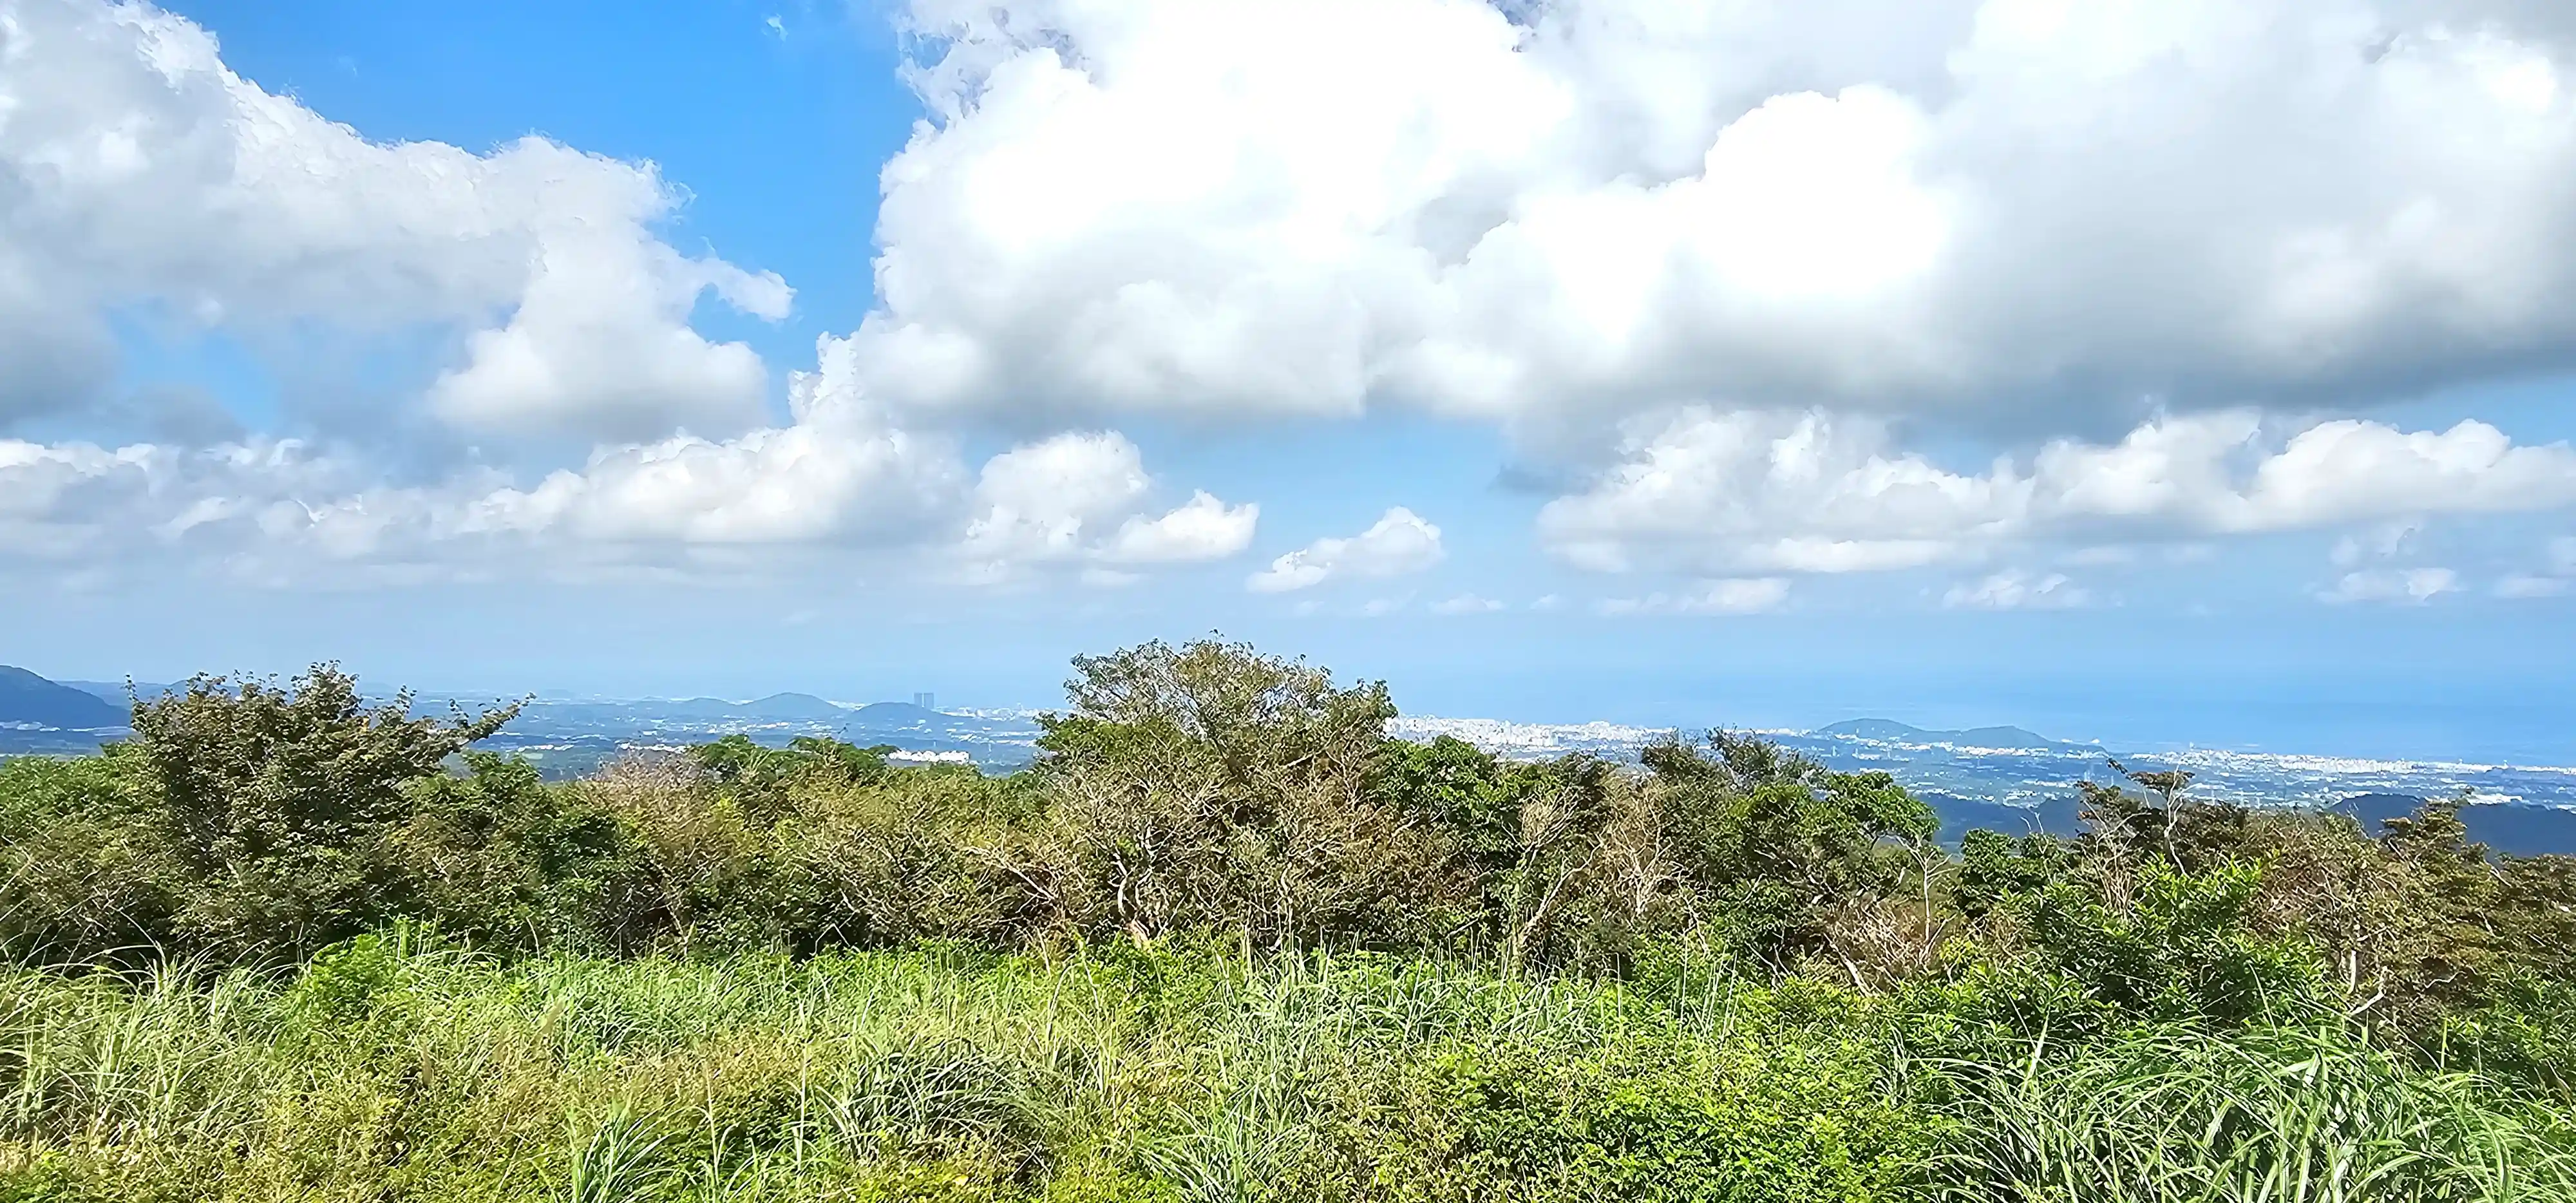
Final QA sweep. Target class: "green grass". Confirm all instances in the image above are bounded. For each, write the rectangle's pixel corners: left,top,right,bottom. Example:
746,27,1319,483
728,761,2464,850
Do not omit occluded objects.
1,938,2569,1202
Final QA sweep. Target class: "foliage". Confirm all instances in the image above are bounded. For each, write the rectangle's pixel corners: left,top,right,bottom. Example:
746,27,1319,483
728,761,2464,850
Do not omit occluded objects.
391,752,646,954
126,665,519,957
3,636,2576,1198
1022,638,1470,950
0,943,2568,1202
2021,860,2325,1025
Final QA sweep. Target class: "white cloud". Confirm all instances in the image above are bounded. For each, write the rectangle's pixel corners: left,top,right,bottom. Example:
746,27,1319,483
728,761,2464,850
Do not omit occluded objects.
2319,567,2461,604
1098,491,1260,564
957,430,1258,580
1430,593,1506,614
0,0,784,438
1539,408,2576,574
0,336,1256,584
1599,577,1790,616
847,0,2576,431
1944,569,2090,610
459,339,959,544
0,436,382,560
958,431,1151,570
1537,410,2022,574
1247,507,1444,592
425,247,790,442
17,0,2576,604
0,408,957,569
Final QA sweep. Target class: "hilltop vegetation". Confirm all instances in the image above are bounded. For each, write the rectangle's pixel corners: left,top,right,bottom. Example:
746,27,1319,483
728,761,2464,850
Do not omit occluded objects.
2,639,2573,1201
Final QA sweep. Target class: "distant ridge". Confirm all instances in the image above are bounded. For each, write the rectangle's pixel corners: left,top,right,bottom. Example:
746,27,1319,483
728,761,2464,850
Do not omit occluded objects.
741,693,852,721
62,679,174,706
1917,791,2576,857
1817,717,2075,751
0,667,128,729
2325,793,2576,858
1920,791,2088,844
848,701,988,733
649,692,851,721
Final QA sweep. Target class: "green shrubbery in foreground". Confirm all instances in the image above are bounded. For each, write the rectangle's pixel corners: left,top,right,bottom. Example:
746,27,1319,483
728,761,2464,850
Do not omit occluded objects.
3,638,2575,1200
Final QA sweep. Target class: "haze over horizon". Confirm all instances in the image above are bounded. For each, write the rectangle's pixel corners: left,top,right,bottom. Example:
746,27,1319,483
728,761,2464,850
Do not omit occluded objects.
6,0,2576,766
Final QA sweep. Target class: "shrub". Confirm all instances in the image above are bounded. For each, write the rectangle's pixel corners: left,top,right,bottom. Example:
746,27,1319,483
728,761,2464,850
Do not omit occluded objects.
1023,638,1475,951
2023,860,2325,1025
0,752,183,963
391,752,647,955
125,665,518,959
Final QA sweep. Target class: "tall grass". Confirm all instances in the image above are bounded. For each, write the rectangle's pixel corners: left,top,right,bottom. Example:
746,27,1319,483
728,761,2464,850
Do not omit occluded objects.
0,942,2570,1201
1924,1025,2576,1202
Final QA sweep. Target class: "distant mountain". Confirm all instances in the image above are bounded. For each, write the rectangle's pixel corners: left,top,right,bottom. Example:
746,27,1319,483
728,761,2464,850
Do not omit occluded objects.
0,667,128,729
62,679,175,706
741,693,851,721
632,693,846,721
663,697,753,719
1921,791,2576,856
846,701,990,734
1817,718,2074,751
1922,792,2087,845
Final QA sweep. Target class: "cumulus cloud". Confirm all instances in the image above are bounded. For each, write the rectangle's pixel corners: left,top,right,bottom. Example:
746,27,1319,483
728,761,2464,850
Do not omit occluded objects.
0,436,388,561
1539,408,2576,574
958,431,1151,569
21,0,2576,605
1247,507,1444,592
0,417,948,570
2320,567,2461,604
844,0,2576,430
0,337,1252,583
1099,492,1261,564
1944,569,2091,610
1598,578,1790,616
958,431,1258,580
459,339,958,544
0,0,785,438
1430,593,1506,614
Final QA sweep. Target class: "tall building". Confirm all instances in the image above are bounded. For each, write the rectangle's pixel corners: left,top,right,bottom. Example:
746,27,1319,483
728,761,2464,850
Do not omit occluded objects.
913,692,936,710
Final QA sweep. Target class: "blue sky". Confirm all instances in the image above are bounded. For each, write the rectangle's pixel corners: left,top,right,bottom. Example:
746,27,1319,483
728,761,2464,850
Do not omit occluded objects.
5,0,2576,760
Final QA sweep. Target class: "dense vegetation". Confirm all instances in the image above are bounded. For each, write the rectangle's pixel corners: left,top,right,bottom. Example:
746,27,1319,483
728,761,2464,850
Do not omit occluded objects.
2,639,2571,1201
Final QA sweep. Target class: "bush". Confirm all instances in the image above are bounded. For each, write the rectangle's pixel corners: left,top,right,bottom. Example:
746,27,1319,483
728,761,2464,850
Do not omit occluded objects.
1023,638,1475,951
391,753,647,955
0,752,184,963
2023,860,2325,1025
126,665,518,958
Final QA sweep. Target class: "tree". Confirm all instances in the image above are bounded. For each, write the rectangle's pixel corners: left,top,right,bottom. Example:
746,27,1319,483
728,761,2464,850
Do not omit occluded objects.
2080,758,2250,873
1027,638,1465,949
123,665,518,958
1638,732,1937,972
